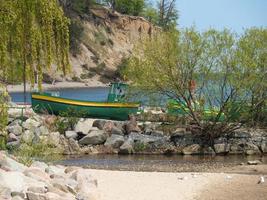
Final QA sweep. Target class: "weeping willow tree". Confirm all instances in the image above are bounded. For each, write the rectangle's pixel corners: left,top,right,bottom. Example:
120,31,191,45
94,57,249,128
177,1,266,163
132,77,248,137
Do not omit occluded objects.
0,0,70,135
0,0,70,89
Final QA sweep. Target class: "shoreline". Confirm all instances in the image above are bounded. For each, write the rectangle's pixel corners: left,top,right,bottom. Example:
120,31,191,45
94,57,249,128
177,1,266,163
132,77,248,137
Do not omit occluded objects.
7,81,108,93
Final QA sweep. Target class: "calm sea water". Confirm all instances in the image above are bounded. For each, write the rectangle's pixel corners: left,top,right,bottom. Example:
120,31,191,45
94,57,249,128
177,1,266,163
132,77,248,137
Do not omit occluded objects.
9,87,110,103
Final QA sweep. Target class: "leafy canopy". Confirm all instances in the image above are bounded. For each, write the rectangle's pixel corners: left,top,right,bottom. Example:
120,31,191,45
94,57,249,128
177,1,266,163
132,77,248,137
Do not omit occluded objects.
0,0,70,89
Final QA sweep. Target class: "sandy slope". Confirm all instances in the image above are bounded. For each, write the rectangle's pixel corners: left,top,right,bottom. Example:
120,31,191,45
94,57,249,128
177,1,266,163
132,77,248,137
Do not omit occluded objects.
85,169,267,200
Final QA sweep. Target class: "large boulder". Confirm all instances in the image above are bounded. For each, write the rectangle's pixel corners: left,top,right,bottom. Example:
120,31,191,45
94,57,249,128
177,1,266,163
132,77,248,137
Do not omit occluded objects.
0,152,26,172
7,133,19,143
125,116,141,134
129,132,164,144
65,131,78,140
79,130,107,145
170,131,196,147
119,138,134,154
92,120,106,130
182,144,201,155
104,134,125,148
47,132,61,147
22,118,41,131
21,130,34,144
74,118,94,135
69,169,99,200
110,126,124,136
34,126,49,136
7,124,23,136
63,138,81,155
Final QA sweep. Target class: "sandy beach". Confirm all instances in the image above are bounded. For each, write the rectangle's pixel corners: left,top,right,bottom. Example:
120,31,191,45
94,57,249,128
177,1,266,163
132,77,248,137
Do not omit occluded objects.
7,81,106,93
86,166,267,200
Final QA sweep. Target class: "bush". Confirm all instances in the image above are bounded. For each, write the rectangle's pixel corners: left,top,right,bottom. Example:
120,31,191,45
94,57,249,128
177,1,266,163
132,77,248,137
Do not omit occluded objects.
12,140,62,166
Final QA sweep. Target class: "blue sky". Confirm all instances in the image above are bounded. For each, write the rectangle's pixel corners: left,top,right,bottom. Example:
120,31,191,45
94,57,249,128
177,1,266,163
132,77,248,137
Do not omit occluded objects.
156,0,267,33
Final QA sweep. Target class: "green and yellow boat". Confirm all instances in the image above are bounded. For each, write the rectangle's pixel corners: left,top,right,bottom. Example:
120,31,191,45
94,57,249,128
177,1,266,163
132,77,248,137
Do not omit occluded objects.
31,83,140,121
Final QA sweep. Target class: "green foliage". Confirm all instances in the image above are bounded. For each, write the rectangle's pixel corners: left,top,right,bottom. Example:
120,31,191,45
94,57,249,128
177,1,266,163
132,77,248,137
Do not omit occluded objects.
104,0,145,16
157,0,178,30
53,108,84,134
142,6,159,24
124,27,267,144
0,85,9,135
12,141,62,166
0,0,70,90
0,136,7,150
134,141,147,152
70,0,95,14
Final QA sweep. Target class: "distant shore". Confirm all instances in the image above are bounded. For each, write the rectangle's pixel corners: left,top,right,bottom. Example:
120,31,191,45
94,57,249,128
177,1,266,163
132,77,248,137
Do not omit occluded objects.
7,81,107,93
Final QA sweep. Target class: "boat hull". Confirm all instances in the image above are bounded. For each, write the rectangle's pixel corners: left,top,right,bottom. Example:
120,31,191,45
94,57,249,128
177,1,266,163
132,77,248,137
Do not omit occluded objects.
31,93,139,121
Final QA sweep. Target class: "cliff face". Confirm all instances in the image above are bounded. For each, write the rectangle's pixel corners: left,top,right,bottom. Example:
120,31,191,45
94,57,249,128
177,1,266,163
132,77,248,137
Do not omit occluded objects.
50,6,158,85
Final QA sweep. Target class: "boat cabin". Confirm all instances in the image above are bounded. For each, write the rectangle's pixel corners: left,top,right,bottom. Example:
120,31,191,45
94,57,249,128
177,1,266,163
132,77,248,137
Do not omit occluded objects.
107,82,128,102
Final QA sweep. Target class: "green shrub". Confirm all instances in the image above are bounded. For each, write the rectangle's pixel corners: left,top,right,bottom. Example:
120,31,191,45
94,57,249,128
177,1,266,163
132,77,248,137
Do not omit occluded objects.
12,140,62,166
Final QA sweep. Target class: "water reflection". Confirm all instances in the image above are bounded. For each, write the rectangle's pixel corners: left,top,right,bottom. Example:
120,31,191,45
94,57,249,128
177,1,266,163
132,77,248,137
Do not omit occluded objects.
58,154,267,173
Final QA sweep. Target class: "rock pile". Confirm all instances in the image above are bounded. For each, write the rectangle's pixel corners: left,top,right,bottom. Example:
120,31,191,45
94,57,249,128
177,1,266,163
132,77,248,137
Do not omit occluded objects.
0,151,99,200
4,107,267,156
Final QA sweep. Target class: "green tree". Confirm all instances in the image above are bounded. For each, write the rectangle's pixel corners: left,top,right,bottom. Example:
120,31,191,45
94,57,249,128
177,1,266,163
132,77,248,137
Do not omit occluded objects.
236,28,267,126
123,28,264,145
157,0,178,29
0,0,70,90
0,0,70,133
104,0,145,16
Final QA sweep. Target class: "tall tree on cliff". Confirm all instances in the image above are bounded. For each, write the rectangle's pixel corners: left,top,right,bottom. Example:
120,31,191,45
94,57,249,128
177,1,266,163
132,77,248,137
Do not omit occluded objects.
157,0,178,30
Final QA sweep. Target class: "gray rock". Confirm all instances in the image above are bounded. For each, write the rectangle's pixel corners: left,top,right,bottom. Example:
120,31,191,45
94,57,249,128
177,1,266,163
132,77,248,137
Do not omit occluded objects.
22,118,41,131
79,130,107,145
63,138,81,155
231,129,251,138
111,126,124,136
129,132,163,144
104,134,125,148
21,130,34,144
6,141,20,149
65,131,78,140
8,133,19,142
244,142,261,155
151,130,164,137
92,120,106,130
125,117,141,134
34,126,49,136
170,132,195,147
261,141,267,153
74,118,94,134
182,144,201,155
0,153,26,172
7,124,22,136
47,132,61,147
229,142,245,154
119,138,134,154
31,161,49,171
214,143,230,154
